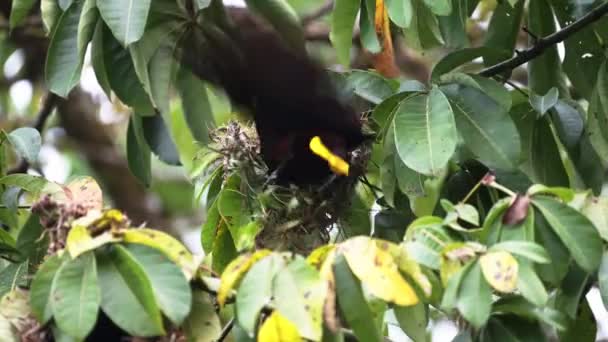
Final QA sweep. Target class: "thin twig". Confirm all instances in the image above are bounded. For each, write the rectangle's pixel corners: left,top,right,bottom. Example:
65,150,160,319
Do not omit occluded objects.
521,26,538,42
479,2,608,77
301,0,334,26
8,92,59,174
216,318,234,342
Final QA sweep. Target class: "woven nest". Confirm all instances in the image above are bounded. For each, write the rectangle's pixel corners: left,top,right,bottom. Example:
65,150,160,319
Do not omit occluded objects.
204,121,371,254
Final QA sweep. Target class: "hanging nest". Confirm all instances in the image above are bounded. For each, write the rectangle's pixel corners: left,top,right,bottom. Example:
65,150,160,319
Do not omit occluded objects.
198,121,372,254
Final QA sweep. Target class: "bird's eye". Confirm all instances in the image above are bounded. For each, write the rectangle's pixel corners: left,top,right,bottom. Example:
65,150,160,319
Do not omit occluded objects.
309,136,350,176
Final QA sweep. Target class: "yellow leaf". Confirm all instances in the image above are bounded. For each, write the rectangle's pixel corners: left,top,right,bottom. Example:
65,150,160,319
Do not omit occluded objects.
66,211,119,258
258,311,302,342
307,244,336,269
218,250,271,306
66,226,120,259
479,251,518,293
375,240,432,297
372,0,399,78
341,237,418,306
122,228,198,279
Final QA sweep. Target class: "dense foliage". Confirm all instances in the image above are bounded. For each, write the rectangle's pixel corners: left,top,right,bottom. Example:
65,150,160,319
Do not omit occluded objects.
1,0,608,341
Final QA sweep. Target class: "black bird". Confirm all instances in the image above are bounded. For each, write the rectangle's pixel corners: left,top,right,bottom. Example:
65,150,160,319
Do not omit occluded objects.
177,10,367,185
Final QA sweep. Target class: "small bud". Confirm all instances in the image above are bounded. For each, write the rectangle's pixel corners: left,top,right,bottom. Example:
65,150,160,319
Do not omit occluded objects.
502,193,531,226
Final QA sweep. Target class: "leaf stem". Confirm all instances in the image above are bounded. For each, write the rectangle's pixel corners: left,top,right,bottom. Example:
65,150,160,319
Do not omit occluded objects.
217,318,234,342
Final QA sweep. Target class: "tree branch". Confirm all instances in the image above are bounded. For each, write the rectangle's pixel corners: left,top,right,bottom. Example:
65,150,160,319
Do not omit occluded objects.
479,2,608,77
8,92,59,174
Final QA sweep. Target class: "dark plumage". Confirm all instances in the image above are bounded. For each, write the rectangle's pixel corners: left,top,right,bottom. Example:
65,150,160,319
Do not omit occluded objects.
177,11,367,185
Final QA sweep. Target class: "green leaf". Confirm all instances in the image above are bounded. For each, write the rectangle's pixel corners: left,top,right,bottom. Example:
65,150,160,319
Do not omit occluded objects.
533,196,602,273
404,217,452,269
6,128,41,169
201,200,220,253
516,259,548,307
97,0,151,46
0,174,50,195
527,184,574,202
423,0,451,15
333,255,382,342
550,0,605,101
129,15,183,111
441,84,521,169
58,0,73,11
45,0,86,97
529,87,559,116
101,24,154,114
527,0,568,95
438,0,476,48
177,68,215,144
41,0,62,33
394,154,426,198
599,251,608,310
330,0,359,66
96,245,165,337
0,228,18,261
9,0,37,30
90,21,112,98
530,117,569,187
481,315,547,342
182,291,222,341
482,0,524,66
77,0,98,60
348,70,398,105
341,192,372,237
440,260,472,310
211,220,238,273
493,295,567,330
51,253,100,339
402,0,443,51
372,92,416,133
142,114,181,165
126,116,152,187
0,262,28,298
125,244,191,325
359,0,381,53
273,259,326,341
554,263,590,319
218,174,252,248
470,75,512,112
16,213,48,267
457,261,491,328
551,99,584,153
581,196,608,243
393,88,457,175
386,0,413,28
29,255,65,324
148,44,177,116
393,302,428,342
489,241,550,264
236,255,283,336
559,299,597,342
534,212,570,286
431,47,507,81
587,86,608,167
